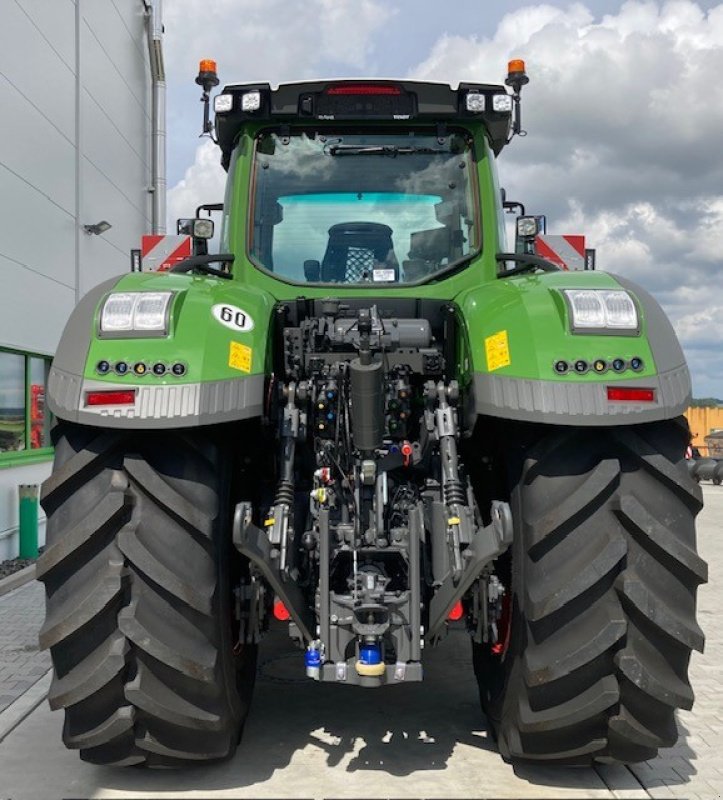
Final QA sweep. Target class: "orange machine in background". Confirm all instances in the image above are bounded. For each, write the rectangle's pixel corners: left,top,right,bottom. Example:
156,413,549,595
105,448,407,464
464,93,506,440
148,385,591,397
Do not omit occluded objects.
685,406,723,456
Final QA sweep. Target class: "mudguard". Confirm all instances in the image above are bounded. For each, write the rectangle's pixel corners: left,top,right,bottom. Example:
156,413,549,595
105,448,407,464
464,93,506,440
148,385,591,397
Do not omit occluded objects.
458,270,690,427
47,272,273,429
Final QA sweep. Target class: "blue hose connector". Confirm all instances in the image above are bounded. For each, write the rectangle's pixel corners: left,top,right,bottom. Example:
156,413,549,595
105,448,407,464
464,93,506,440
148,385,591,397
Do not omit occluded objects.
359,643,382,665
305,644,322,680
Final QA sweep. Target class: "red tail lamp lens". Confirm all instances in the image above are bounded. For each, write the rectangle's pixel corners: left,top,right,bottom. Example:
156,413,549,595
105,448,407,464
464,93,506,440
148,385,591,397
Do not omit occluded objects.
448,600,464,621
273,598,291,621
86,390,136,406
607,387,655,402
326,84,401,96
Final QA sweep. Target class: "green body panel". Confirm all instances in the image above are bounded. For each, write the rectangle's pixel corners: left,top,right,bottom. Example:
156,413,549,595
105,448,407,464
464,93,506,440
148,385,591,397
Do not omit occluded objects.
84,271,275,383
456,271,656,382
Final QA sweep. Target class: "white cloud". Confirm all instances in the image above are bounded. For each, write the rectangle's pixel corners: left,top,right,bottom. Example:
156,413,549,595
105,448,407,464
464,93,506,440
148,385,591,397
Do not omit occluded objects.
166,139,226,232
163,0,393,86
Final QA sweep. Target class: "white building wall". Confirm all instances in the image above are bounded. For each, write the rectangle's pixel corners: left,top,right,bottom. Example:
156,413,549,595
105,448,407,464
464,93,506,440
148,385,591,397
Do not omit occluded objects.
0,0,155,560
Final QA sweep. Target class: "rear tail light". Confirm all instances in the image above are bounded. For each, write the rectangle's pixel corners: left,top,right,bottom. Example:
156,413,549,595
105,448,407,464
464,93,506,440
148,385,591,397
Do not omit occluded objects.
273,597,291,621
325,84,401,96
448,600,464,621
86,390,136,406
607,387,655,402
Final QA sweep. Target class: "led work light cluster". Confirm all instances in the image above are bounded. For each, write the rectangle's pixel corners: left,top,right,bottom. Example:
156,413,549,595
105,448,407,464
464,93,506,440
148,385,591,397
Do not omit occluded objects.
464,91,513,113
99,292,173,337
563,289,639,332
212,85,514,116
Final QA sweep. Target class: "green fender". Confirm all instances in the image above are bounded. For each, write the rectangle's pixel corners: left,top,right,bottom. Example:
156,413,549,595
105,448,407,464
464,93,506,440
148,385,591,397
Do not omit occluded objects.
47,272,275,429
456,270,690,427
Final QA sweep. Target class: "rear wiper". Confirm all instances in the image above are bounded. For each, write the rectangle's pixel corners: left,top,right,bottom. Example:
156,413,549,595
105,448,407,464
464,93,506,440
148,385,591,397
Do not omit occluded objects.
327,144,447,156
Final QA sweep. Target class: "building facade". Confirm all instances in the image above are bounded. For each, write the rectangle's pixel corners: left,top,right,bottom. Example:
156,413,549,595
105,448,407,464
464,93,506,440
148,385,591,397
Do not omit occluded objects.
0,0,159,560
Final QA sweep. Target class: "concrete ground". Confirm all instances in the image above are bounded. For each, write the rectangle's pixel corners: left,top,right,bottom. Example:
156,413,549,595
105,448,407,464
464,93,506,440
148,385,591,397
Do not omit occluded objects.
0,485,720,799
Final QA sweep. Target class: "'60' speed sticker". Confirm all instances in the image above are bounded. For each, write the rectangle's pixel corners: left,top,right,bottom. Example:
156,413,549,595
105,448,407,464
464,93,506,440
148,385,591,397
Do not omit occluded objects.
212,303,254,332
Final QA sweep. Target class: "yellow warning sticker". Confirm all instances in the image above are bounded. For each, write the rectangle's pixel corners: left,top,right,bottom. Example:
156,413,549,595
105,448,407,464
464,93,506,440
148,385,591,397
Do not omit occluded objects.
485,330,511,371
229,341,252,373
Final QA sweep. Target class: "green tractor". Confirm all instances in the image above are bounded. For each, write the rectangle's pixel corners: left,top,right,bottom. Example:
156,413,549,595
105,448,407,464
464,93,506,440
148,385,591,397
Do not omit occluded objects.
38,60,706,768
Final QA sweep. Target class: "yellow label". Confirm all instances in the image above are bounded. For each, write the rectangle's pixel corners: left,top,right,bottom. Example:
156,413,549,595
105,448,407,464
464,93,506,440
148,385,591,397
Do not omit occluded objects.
229,341,252,373
485,330,511,371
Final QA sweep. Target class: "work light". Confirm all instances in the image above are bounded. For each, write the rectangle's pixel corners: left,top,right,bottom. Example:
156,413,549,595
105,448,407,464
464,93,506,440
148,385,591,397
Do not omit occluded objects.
563,289,638,332
214,93,233,113
100,292,174,336
465,91,485,112
241,90,261,112
492,94,513,113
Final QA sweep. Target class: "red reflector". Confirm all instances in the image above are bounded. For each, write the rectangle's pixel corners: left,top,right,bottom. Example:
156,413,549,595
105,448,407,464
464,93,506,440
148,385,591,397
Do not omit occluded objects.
273,598,291,621
86,390,136,406
448,600,464,621
326,84,401,96
607,387,655,403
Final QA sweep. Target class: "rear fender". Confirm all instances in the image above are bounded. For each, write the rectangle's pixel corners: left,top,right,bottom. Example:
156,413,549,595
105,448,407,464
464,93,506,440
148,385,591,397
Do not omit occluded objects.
457,271,690,427
47,272,274,429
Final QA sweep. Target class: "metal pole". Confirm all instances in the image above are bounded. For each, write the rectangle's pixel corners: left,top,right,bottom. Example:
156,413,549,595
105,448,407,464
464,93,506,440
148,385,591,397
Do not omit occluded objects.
18,484,39,559
145,0,166,234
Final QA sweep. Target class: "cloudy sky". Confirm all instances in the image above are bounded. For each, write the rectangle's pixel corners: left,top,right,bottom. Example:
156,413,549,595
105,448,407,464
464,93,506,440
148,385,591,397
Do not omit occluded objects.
163,1,723,399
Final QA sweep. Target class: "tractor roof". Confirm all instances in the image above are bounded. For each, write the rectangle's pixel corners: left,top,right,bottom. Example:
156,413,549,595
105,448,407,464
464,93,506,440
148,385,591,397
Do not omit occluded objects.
214,79,513,168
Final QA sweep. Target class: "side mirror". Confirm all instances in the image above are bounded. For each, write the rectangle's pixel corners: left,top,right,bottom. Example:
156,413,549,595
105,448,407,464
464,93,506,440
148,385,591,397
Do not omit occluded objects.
177,218,215,239
515,214,546,254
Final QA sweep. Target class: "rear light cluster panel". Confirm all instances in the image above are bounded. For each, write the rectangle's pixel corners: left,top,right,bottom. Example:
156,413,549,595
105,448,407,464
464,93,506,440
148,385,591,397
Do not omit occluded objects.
95,360,187,378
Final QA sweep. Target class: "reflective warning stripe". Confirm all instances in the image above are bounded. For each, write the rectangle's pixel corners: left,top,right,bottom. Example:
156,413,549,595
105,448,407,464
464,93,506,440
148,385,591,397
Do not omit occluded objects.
140,235,193,272
535,234,585,271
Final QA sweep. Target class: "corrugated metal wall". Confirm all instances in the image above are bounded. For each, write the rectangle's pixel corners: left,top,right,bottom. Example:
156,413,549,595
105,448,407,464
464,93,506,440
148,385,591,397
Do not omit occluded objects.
0,0,152,357
0,0,153,559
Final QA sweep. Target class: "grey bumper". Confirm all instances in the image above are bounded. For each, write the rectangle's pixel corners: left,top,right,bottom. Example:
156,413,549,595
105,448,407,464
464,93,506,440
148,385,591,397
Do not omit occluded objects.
47,366,265,429
468,362,691,427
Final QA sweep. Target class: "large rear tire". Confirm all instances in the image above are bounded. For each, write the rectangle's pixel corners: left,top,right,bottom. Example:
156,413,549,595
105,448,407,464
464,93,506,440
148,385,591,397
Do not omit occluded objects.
37,422,256,766
474,419,707,765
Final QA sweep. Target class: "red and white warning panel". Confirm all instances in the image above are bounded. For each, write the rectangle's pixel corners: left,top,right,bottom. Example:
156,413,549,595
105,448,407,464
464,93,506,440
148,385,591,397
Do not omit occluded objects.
535,234,586,271
141,235,192,272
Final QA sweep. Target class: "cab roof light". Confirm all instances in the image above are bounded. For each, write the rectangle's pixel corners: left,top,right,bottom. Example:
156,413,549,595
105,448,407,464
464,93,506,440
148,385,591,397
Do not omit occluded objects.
492,93,513,113
196,59,220,136
325,84,402,96
465,91,486,113
214,93,233,113
86,390,136,406
505,57,529,139
241,90,261,112
507,59,527,76
607,387,655,403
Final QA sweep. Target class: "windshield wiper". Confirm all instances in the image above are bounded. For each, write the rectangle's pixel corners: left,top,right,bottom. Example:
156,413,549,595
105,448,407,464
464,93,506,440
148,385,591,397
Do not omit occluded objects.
327,144,447,157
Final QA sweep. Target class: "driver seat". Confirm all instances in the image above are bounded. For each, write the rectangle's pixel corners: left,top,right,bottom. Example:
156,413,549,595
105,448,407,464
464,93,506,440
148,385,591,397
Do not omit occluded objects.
321,222,398,282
